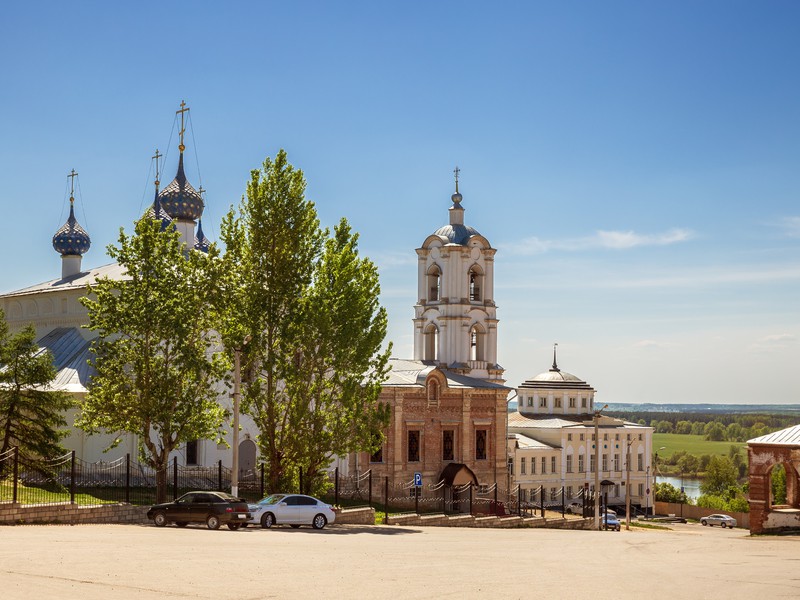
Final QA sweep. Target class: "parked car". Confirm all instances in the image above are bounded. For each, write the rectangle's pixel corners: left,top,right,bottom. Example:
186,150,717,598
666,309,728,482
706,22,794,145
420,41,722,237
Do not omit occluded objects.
147,491,251,530
603,513,621,531
247,493,336,530
566,502,583,514
700,514,737,528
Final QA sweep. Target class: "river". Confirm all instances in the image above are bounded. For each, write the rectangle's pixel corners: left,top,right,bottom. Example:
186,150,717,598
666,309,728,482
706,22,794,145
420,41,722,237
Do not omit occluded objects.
657,475,703,501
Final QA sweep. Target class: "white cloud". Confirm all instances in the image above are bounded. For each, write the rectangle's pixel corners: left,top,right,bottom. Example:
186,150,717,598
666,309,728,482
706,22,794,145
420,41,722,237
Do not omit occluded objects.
780,216,800,238
508,228,693,255
749,333,796,353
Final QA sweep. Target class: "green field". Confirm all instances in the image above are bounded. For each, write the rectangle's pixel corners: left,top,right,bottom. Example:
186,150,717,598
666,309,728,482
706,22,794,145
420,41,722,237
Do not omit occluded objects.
653,433,746,458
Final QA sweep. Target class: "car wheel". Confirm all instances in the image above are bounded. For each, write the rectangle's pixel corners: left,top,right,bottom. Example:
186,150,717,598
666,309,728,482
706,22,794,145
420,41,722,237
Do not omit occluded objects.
227,523,241,531
721,522,726,528
290,524,301,529
153,511,168,527
175,522,188,528
261,512,275,529
701,520,707,526
206,515,221,530
312,514,327,530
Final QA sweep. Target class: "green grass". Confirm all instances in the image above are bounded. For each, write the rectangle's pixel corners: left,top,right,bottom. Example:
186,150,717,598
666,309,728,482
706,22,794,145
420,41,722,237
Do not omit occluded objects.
653,433,746,458
0,481,122,505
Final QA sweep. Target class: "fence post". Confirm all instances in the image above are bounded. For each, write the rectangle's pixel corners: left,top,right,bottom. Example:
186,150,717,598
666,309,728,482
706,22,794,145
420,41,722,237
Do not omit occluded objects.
368,470,372,507
125,454,130,504
218,460,223,492
173,456,178,501
12,446,19,504
518,485,521,516
415,484,419,514
494,479,498,511
561,487,565,516
540,485,544,517
260,463,265,498
335,467,339,506
469,483,473,516
70,450,76,504
384,476,389,524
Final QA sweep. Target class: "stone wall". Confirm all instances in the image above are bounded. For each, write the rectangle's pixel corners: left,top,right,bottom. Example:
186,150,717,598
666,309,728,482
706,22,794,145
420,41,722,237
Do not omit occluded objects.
0,502,150,525
655,501,750,529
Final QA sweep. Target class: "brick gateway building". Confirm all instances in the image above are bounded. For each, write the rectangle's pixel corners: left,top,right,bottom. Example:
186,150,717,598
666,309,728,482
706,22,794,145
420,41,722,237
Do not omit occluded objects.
748,424,800,534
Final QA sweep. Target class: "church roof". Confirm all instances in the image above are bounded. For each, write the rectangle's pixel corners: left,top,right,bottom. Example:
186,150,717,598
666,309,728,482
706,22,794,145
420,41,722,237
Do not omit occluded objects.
519,366,595,391
512,433,558,450
385,358,509,389
52,204,91,257
0,263,127,298
748,424,800,446
33,327,94,393
431,223,482,246
158,154,204,221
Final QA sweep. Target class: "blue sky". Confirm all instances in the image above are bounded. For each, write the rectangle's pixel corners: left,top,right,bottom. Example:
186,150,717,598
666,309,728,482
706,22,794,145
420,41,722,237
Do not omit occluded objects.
1,2,798,405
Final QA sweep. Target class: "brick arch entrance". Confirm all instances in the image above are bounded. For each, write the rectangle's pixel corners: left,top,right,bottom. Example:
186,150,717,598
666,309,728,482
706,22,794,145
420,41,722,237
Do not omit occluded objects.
748,425,800,534
440,463,478,514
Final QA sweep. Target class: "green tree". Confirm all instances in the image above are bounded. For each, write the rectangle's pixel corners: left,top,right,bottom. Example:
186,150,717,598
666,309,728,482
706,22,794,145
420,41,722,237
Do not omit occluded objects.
0,318,72,475
677,453,699,475
771,464,787,505
77,217,227,502
725,423,744,442
701,455,738,496
220,150,389,494
705,422,726,441
675,420,692,435
654,482,689,503
690,422,705,436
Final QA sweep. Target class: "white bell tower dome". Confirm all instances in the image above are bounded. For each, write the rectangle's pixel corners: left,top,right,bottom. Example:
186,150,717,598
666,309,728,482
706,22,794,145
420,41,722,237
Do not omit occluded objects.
412,169,503,383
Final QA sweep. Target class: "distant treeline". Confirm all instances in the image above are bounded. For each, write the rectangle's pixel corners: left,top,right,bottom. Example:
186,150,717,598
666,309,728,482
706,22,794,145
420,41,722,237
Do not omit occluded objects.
606,411,796,442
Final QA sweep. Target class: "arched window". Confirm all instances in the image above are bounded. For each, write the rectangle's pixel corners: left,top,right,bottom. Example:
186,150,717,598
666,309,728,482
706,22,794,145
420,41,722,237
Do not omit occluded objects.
469,324,485,361
427,379,440,406
427,266,441,301
424,324,439,361
468,266,483,301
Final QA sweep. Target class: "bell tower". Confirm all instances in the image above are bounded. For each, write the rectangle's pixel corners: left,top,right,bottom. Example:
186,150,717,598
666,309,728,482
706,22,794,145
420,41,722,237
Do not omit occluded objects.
412,169,503,383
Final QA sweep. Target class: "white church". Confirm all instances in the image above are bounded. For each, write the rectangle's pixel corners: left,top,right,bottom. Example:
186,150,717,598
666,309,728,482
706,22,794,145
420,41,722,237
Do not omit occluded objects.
2,104,653,510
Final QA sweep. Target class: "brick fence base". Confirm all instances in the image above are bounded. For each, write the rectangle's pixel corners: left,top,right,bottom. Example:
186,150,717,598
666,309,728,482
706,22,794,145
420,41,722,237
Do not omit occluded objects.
0,503,150,525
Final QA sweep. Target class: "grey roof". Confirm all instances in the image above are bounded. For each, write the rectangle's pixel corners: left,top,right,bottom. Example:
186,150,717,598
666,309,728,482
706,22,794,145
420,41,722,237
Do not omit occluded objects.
385,358,509,390
0,263,127,298
509,411,634,429
33,328,94,393
431,223,482,246
748,424,800,446
519,367,595,391
513,433,558,450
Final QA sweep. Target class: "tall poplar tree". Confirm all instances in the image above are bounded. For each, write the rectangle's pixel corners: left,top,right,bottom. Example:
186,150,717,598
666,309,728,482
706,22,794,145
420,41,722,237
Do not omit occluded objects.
220,150,389,493
0,317,72,475
78,217,227,502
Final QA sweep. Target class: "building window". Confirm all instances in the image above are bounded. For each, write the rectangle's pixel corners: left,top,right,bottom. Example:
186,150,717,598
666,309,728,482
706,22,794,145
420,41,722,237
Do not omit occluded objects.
520,457,526,475
602,454,608,471
539,397,547,408
638,483,644,497
541,457,546,474
427,379,440,406
614,454,619,471
615,484,620,498
567,433,572,441
551,456,556,473
592,434,596,441
370,433,383,463
408,430,420,462
603,433,608,441
581,398,587,408
566,455,573,473
555,398,562,408
469,325,485,361
186,440,198,465
423,324,438,362
530,457,536,474
580,433,585,441
508,457,514,476
442,430,454,461
590,454,596,473
590,399,593,410
638,453,644,471
475,430,487,460
527,397,533,407
615,433,619,441
627,434,631,441
569,397,576,408
638,433,643,441
578,454,585,473
468,267,482,301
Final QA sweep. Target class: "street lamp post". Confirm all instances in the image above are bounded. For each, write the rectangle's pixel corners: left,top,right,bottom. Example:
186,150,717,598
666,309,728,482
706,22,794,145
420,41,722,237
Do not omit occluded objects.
652,446,666,517
593,404,608,530
231,336,251,499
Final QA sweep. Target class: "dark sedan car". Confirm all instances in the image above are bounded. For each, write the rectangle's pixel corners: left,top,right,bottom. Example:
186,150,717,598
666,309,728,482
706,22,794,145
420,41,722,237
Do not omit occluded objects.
147,491,251,530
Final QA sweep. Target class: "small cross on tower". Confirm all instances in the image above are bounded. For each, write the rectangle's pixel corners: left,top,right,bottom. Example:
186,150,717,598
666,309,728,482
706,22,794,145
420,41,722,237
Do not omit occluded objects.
68,169,78,204
453,165,460,193
176,100,190,153
152,149,162,190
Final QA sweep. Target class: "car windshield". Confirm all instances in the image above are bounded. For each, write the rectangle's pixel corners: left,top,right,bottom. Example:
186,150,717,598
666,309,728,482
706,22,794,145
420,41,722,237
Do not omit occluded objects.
257,494,287,506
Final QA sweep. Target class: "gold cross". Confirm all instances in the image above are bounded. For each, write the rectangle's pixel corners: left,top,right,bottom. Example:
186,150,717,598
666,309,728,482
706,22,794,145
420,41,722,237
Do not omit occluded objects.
198,186,205,198
453,166,460,193
152,149,162,190
68,169,78,203
176,100,189,152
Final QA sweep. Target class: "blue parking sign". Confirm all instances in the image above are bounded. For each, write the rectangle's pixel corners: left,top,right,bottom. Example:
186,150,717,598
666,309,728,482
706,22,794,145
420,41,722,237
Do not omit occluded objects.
414,472,422,487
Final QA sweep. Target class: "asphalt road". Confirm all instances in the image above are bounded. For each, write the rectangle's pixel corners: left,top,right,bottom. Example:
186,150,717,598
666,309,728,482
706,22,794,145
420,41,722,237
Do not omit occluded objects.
1,522,798,599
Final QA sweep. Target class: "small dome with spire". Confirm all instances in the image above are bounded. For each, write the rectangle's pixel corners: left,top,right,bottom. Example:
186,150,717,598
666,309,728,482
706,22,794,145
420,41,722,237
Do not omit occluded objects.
194,219,210,253
430,167,482,246
144,192,174,231
158,154,204,221
53,203,91,256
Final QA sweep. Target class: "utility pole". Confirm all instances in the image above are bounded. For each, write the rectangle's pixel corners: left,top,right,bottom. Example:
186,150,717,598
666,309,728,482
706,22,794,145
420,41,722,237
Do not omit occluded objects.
593,404,607,530
625,451,631,530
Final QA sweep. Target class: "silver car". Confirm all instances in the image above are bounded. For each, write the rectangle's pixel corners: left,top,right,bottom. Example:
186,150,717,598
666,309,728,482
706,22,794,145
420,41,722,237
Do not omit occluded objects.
700,514,736,528
247,493,336,530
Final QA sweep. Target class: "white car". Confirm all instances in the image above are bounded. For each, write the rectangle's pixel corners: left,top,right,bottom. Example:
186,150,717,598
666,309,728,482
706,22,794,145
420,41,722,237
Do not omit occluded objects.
247,494,336,530
700,514,736,528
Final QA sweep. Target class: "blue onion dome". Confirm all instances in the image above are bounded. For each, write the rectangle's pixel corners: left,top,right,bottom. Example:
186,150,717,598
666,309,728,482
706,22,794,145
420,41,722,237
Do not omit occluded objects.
52,202,91,256
194,219,210,253
144,191,174,231
157,153,204,221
